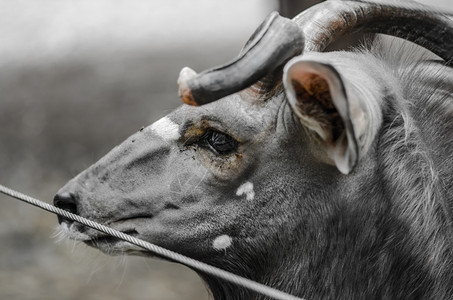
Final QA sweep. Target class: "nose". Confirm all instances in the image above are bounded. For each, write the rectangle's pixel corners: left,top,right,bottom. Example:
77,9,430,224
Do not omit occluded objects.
53,192,78,224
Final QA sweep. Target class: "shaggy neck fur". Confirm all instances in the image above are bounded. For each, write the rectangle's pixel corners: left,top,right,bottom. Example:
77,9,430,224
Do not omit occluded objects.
197,42,453,300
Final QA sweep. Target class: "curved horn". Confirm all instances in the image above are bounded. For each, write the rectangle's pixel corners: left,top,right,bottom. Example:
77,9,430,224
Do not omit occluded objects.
179,0,453,106
296,0,453,60
178,12,304,106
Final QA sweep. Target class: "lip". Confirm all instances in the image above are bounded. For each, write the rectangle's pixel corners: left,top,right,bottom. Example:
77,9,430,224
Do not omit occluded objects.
103,214,154,236
84,229,139,247
60,213,153,247
110,213,154,224
71,218,164,258
84,214,152,244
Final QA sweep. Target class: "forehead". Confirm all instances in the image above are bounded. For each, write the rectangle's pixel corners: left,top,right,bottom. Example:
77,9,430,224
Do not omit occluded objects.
168,92,283,137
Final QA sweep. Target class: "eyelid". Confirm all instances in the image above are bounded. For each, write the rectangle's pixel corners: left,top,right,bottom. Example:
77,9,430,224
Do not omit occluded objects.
182,119,241,144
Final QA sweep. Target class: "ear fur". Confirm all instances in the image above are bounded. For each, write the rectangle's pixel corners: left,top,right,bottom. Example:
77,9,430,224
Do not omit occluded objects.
283,58,375,174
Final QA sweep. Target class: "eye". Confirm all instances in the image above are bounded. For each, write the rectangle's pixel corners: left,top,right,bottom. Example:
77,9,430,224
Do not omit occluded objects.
200,130,238,155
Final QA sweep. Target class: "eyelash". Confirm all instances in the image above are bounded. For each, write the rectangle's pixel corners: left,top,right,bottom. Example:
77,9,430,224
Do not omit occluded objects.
199,130,238,155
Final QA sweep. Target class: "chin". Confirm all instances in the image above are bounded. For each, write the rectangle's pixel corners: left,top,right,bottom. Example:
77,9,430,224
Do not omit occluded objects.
84,238,148,256
54,222,147,256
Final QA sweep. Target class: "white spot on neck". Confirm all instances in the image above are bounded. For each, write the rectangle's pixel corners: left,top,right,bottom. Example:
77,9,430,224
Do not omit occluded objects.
150,116,180,141
212,235,232,251
236,181,255,201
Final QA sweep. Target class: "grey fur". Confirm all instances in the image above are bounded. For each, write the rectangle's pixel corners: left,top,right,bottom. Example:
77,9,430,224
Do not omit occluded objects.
54,3,453,300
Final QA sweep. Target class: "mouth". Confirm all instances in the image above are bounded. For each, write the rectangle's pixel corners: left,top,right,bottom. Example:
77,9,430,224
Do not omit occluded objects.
56,215,153,254
84,229,138,248
83,228,150,255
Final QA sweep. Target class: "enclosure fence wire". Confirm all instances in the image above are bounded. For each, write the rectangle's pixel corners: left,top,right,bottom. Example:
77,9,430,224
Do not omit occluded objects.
0,184,305,300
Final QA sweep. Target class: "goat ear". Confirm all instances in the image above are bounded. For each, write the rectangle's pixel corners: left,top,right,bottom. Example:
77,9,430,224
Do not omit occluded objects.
283,59,364,174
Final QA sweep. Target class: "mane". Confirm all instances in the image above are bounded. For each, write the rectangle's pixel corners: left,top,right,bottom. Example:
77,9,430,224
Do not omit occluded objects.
367,36,453,296
369,36,453,224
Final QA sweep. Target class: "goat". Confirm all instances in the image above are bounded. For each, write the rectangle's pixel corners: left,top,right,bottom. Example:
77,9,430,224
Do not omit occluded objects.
53,0,453,299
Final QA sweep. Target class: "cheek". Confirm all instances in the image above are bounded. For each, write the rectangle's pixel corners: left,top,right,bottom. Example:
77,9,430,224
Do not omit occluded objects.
169,171,208,204
194,140,260,184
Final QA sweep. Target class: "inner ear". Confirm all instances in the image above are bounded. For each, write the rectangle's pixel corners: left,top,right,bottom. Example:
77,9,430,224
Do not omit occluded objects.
290,73,345,144
283,59,359,175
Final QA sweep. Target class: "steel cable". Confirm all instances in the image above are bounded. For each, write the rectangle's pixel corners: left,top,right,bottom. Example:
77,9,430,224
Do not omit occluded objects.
0,183,305,300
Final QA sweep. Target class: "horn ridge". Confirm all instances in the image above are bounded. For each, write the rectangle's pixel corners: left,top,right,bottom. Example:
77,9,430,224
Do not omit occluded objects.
179,0,453,106
178,12,304,106
294,0,453,64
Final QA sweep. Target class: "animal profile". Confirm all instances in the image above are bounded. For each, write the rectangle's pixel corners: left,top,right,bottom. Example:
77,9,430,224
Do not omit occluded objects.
54,1,453,299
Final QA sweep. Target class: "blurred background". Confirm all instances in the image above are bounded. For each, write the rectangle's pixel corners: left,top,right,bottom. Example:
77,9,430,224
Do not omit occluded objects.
0,0,450,299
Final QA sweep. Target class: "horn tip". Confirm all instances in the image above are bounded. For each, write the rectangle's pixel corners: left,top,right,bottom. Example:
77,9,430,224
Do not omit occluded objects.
178,67,197,83
178,67,199,106
180,89,199,106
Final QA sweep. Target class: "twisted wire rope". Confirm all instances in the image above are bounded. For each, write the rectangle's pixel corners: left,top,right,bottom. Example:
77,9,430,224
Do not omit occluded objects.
0,184,305,300
4,3,451,300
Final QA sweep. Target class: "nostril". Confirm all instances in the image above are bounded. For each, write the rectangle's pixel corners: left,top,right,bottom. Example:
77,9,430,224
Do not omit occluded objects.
54,192,78,224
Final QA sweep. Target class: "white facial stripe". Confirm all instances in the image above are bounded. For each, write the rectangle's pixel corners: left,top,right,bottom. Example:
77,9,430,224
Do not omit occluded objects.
212,235,232,251
150,116,180,141
236,181,255,201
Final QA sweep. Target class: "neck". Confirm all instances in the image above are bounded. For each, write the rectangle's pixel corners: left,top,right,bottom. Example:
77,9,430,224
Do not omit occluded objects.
196,163,450,299
197,250,307,300
195,226,311,300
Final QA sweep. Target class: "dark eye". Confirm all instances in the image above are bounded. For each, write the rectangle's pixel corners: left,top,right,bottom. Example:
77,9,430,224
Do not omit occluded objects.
201,130,238,155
